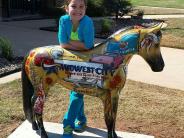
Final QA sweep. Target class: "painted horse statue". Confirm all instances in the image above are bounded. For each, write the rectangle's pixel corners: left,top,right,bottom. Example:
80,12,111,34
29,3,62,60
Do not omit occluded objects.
22,22,165,138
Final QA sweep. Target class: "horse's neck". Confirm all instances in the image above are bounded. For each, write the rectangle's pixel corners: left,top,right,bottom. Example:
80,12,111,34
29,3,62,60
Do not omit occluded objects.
123,54,134,65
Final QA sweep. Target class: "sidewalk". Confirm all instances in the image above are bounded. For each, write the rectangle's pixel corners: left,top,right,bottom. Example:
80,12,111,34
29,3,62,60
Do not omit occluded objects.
8,121,154,138
123,14,184,19
127,47,184,91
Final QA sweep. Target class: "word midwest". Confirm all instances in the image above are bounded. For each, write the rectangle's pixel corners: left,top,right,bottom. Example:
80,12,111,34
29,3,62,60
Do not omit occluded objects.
48,61,115,76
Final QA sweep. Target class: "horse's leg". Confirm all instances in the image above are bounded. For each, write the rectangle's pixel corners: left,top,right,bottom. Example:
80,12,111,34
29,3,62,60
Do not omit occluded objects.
32,114,39,130
102,91,119,138
111,92,119,138
32,84,48,138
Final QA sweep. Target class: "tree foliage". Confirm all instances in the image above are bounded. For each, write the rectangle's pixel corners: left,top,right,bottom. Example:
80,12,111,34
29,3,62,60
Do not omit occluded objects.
0,37,13,60
86,0,106,17
41,0,133,18
103,0,133,19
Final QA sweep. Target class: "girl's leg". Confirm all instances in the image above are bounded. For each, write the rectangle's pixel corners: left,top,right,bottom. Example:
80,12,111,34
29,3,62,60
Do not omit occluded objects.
74,99,87,132
75,99,86,123
63,91,84,136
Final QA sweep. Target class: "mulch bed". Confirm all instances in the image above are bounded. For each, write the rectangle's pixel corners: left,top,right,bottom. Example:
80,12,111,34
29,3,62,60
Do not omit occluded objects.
0,56,23,78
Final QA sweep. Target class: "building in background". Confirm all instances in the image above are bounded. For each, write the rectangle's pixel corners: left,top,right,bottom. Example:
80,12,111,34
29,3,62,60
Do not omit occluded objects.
0,0,63,18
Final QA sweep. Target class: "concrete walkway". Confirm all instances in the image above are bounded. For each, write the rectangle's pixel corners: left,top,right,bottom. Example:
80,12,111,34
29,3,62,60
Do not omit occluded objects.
8,121,154,138
127,47,184,91
123,14,184,19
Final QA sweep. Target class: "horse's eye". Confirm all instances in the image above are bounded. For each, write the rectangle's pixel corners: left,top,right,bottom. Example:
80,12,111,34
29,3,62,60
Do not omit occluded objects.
155,44,160,48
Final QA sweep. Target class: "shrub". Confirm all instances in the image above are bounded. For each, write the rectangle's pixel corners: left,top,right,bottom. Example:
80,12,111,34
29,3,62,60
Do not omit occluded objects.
101,19,113,34
137,10,144,17
0,37,13,60
41,0,133,18
103,0,133,19
86,0,106,17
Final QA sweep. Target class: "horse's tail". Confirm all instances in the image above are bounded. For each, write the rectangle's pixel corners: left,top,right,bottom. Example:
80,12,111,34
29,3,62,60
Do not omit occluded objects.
22,56,34,123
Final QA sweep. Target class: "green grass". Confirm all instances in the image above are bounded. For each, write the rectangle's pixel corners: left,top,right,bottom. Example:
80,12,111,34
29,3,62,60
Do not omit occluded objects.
161,18,184,49
0,80,24,124
164,28,184,37
163,18,184,37
131,0,184,9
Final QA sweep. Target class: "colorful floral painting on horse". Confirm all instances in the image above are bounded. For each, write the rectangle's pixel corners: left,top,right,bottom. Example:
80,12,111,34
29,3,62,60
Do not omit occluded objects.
22,22,165,138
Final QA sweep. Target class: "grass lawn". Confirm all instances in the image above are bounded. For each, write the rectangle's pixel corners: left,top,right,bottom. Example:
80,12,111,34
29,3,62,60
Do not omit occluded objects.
131,0,184,9
132,5,184,49
0,79,184,138
161,18,184,49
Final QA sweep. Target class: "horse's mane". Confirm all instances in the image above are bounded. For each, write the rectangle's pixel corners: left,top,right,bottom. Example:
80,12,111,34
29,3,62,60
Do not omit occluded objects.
109,26,135,39
94,26,135,48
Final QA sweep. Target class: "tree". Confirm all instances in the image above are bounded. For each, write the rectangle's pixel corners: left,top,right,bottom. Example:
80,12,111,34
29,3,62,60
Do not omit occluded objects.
86,0,106,17
104,0,132,20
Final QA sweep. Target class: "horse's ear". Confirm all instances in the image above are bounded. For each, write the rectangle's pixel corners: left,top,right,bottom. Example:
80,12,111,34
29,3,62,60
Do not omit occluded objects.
147,22,166,34
161,22,167,29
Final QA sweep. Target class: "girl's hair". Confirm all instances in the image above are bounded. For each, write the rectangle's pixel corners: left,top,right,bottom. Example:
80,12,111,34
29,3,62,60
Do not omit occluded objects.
64,0,87,6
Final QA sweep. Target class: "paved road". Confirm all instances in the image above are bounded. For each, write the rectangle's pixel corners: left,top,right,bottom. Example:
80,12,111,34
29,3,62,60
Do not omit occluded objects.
0,19,103,56
0,18,184,91
0,19,58,56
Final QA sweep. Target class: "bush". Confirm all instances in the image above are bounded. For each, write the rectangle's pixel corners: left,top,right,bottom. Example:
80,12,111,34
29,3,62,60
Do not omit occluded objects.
137,10,144,17
86,0,107,17
101,19,113,34
41,0,132,18
103,0,133,19
0,37,13,60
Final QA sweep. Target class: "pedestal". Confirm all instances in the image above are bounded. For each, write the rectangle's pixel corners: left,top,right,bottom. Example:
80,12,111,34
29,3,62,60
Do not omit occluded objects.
8,120,154,138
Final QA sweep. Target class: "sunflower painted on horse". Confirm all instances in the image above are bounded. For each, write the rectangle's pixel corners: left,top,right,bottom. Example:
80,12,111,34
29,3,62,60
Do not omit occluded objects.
22,22,165,138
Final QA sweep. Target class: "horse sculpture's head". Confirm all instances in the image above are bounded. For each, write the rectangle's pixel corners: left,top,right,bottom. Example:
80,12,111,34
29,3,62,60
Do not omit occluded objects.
138,23,165,72
106,22,165,72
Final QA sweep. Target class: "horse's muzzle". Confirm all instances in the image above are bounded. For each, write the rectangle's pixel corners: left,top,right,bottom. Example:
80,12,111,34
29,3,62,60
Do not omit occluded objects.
150,57,165,72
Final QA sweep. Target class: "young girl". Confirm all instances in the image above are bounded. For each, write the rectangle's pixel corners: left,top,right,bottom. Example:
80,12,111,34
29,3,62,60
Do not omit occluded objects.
58,0,94,137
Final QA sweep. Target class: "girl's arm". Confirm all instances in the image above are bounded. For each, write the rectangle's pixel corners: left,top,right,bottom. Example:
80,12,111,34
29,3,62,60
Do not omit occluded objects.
60,40,89,51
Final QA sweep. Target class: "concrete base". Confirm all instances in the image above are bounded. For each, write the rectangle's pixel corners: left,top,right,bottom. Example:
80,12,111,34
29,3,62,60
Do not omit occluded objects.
8,120,154,138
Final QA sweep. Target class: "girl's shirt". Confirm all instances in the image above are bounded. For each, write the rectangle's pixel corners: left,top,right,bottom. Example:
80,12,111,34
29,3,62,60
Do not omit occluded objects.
70,28,79,41
58,14,94,49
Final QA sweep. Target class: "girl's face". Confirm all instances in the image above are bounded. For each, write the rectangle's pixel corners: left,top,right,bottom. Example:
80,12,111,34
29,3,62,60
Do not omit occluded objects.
66,0,86,22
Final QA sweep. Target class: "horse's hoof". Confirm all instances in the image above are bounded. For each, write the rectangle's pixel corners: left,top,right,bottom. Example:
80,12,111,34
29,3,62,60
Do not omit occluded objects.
41,131,48,138
113,131,118,138
32,122,39,130
108,131,118,138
